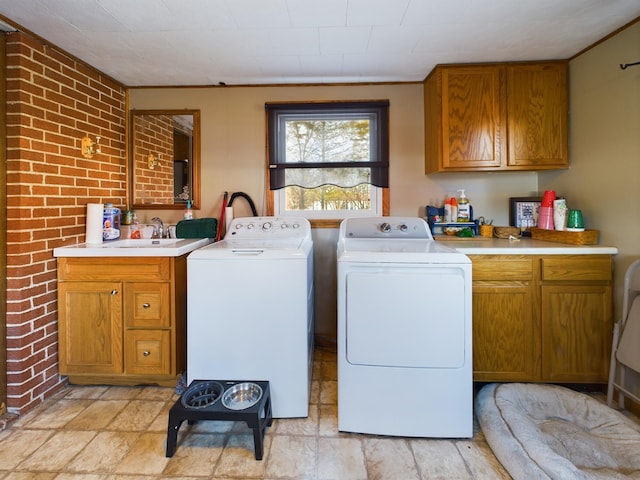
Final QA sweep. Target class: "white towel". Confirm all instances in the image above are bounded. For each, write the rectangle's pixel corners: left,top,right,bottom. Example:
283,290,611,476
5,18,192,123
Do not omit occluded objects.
616,295,640,373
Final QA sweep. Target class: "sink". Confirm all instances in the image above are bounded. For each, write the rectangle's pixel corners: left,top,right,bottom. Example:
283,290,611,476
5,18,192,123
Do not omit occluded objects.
53,237,213,257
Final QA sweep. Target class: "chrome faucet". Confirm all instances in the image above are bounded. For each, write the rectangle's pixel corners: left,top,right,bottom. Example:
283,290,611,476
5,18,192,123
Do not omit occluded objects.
151,217,165,238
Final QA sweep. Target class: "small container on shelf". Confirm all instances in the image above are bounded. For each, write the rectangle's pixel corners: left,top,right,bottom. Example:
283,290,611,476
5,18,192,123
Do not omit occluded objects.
479,224,494,238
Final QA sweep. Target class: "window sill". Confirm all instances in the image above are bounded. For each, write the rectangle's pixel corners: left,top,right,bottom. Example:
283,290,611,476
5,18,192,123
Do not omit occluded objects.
310,219,342,229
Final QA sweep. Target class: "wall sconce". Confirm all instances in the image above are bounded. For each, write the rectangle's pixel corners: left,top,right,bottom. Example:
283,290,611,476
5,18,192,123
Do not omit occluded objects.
148,153,160,170
81,135,101,158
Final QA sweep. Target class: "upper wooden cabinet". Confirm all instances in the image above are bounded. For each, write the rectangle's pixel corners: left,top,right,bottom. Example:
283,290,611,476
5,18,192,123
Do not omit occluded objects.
424,61,568,173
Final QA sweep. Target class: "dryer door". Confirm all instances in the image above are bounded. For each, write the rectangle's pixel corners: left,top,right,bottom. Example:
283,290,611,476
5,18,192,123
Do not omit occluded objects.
345,265,468,368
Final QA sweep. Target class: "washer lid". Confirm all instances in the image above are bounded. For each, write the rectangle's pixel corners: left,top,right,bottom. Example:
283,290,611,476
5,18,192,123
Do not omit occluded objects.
188,236,311,259
338,238,470,264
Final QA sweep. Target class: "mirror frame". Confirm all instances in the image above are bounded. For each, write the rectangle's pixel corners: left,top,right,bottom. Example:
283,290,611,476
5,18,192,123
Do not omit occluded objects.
128,109,201,210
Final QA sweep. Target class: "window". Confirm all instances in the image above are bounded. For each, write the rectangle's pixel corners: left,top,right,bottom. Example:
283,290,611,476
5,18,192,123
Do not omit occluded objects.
266,101,389,219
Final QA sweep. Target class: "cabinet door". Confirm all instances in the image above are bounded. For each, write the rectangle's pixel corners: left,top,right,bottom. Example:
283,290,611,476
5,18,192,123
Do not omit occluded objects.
541,285,612,382
507,63,568,168
472,284,536,381
441,66,507,170
58,282,123,374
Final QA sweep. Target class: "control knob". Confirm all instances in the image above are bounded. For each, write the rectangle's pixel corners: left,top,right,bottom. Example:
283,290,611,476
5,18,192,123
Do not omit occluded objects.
399,224,408,232
262,222,272,231
379,222,391,233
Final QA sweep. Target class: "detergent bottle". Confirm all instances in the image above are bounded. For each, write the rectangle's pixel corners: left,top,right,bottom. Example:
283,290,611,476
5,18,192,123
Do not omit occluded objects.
457,189,471,222
103,203,121,241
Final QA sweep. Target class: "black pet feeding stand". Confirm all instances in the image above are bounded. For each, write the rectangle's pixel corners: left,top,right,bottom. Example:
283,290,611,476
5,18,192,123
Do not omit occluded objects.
166,379,272,460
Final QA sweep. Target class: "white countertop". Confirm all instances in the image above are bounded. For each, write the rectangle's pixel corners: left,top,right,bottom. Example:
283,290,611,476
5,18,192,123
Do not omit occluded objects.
53,238,214,257
435,237,618,255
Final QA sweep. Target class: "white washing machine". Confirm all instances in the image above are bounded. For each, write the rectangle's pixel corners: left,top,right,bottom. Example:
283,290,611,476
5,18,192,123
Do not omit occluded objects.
187,216,314,418
337,217,472,437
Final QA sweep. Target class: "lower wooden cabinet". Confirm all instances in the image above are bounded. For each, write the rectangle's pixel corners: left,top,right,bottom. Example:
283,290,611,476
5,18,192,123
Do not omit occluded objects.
471,254,613,383
57,281,123,375
57,256,187,386
540,256,613,382
473,283,536,381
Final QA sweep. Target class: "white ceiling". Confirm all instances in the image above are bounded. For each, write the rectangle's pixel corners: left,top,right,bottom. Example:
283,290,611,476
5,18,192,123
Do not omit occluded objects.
1,0,639,87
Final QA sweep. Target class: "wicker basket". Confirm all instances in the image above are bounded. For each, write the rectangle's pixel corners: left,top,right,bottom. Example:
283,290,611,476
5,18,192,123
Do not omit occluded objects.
493,226,521,239
479,225,494,238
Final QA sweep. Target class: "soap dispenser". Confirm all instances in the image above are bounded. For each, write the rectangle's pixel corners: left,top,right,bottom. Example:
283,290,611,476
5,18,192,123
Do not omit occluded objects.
457,189,471,222
183,200,193,220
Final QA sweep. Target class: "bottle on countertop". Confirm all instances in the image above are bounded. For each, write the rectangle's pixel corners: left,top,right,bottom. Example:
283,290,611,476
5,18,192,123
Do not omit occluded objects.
457,189,471,222
103,203,121,241
183,200,194,220
444,196,452,223
450,196,458,224
129,212,141,239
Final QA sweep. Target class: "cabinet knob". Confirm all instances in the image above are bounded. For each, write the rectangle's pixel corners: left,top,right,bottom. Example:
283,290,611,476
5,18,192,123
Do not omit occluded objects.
142,303,150,309
143,351,150,357
111,289,118,295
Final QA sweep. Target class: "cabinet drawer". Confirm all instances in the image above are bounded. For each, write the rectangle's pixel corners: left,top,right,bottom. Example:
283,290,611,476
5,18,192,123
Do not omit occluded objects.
541,256,612,281
125,330,170,375
124,283,170,328
470,256,533,281
58,257,171,281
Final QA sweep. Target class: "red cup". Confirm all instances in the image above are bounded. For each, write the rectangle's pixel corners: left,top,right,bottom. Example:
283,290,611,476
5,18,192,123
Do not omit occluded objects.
541,190,556,207
537,206,555,230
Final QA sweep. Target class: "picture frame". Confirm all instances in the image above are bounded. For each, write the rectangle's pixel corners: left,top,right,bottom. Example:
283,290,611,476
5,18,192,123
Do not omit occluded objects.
509,197,542,235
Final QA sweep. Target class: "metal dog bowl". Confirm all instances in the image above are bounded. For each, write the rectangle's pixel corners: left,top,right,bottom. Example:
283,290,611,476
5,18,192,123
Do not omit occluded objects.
181,381,224,409
222,382,263,410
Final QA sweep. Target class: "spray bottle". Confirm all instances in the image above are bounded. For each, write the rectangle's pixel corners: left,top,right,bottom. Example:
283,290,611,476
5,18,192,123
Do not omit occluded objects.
450,196,458,224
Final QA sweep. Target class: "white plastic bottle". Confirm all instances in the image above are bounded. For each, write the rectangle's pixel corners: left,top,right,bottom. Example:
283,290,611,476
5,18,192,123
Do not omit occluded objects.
444,196,452,223
457,189,471,222
450,196,458,223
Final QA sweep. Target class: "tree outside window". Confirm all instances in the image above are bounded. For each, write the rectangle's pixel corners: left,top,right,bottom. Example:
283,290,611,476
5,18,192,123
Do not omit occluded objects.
266,101,389,219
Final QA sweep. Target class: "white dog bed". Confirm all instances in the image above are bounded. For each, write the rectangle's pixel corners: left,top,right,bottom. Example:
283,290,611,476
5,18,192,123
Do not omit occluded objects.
476,383,640,479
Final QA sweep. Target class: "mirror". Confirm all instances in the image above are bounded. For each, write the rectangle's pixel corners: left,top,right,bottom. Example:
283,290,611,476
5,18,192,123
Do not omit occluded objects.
129,109,200,210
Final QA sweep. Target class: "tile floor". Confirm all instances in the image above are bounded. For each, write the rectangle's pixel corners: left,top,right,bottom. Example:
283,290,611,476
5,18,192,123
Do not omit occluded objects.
0,347,511,479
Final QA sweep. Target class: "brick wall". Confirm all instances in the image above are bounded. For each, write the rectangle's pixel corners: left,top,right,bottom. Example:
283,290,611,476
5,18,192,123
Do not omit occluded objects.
132,114,174,204
4,31,126,414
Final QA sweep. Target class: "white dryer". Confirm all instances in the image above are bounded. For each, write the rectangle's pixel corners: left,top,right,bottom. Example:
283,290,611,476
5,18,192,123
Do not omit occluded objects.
187,216,314,418
337,217,472,437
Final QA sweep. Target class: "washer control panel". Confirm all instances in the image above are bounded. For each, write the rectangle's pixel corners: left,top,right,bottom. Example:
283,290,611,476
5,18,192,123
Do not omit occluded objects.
226,216,310,239
342,217,433,240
